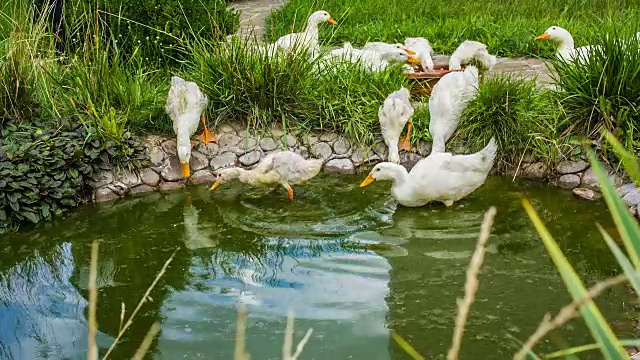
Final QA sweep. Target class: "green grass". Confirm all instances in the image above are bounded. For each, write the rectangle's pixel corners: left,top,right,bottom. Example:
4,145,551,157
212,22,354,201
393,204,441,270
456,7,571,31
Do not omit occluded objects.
265,0,640,57
450,75,571,167
551,25,640,161
187,36,408,144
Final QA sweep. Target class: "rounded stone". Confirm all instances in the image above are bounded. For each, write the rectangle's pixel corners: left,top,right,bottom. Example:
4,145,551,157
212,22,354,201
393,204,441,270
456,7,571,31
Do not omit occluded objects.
190,151,209,172
617,183,637,197
320,132,338,142
158,181,185,192
281,134,297,148
332,138,351,155
557,160,589,174
190,169,216,184
90,170,114,188
303,134,320,146
130,184,155,195
623,189,640,207
270,127,285,139
197,142,219,157
416,141,431,156
311,142,333,160
573,187,601,201
521,162,547,180
324,158,355,175
140,168,160,187
557,174,581,189
582,167,623,188
239,150,262,166
94,186,119,202
147,145,165,166
160,157,185,182
161,140,177,156
239,137,258,150
373,141,388,158
260,137,278,151
218,134,242,149
295,146,309,159
210,152,237,170
114,169,141,188
219,124,237,134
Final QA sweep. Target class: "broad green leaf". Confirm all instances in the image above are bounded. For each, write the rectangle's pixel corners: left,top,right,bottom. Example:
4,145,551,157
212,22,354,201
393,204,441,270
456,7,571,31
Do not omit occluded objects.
522,198,626,360
587,149,640,268
597,224,640,295
545,339,640,358
391,331,424,360
603,130,640,186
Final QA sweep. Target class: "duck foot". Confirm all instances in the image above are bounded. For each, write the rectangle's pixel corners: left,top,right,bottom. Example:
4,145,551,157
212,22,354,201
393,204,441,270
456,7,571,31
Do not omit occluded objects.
268,184,281,194
398,121,413,152
196,114,217,144
283,183,294,200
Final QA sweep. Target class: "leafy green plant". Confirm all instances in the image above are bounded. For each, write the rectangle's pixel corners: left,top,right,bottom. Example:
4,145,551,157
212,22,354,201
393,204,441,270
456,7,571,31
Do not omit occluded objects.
0,119,148,234
552,26,640,158
453,75,565,166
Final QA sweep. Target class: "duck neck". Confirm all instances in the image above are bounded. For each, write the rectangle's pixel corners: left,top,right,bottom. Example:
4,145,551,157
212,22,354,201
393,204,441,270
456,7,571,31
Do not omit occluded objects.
557,33,575,51
385,163,410,187
304,19,320,35
387,141,400,163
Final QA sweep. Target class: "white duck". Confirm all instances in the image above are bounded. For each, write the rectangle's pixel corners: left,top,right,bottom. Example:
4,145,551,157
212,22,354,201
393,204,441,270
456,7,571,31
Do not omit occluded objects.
274,10,337,59
379,87,415,163
210,150,323,200
404,37,435,71
429,66,480,153
322,46,421,73
165,76,216,178
535,26,598,62
360,48,422,72
360,138,497,207
449,40,498,71
363,42,416,56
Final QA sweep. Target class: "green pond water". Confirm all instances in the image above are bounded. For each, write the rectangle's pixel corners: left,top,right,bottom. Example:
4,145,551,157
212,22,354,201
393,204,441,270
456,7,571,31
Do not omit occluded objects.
0,175,634,359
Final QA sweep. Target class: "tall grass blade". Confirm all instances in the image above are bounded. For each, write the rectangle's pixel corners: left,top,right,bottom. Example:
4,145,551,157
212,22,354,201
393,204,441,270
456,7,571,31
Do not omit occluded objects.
545,339,640,359
521,198,626,359
587,149,640,268
603,130,640,186
597,223,640,295
391,331,425,360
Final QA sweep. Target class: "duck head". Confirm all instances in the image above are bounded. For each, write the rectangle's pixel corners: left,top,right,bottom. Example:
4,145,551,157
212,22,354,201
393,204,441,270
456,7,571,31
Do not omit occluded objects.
308,10,337,25
209,168,243,191
177,143,191,178
360,162,407,187
535,26,574,45
381,49,421,64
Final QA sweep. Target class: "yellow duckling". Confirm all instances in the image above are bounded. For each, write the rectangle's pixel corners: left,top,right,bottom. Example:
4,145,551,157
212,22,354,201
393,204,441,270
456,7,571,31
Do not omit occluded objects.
209,150,323,200
165,76,216,178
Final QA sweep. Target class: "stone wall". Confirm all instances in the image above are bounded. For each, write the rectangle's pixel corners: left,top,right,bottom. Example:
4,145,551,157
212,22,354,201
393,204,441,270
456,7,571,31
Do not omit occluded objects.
91,124,640,219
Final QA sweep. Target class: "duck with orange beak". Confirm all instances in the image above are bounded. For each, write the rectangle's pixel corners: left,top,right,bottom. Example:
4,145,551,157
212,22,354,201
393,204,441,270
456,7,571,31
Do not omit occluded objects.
274,10,337,60
534,25,599,62
165,76,216,178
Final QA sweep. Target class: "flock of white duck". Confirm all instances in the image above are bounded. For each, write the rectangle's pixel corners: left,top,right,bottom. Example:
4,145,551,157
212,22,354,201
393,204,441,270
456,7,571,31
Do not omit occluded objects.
164,11,615,208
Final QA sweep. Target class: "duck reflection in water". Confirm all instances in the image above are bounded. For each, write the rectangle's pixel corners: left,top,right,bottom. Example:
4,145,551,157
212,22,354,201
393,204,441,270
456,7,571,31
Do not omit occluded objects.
183,195,218,250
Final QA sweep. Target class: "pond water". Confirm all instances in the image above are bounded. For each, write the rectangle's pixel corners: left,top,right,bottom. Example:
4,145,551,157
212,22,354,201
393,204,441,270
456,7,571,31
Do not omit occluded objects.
0,175,633,359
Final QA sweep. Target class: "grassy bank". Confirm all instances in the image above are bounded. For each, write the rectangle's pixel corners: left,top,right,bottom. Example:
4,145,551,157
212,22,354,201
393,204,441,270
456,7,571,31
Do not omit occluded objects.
265,0,640,57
